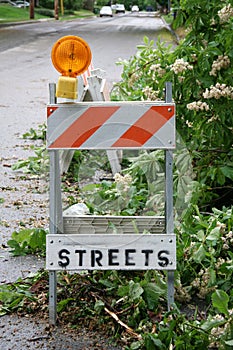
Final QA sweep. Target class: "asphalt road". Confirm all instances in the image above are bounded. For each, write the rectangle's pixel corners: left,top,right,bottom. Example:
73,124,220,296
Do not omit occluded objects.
0,13,174,349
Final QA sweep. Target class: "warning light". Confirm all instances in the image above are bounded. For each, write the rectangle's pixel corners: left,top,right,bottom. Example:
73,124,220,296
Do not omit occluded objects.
51,35,92,99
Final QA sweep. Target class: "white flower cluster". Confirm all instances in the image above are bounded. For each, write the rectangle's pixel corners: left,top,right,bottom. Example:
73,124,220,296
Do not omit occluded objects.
128,71,142,88
170,58,193,74
207,115,219,123
210,55,230,76
218,4,233,23
185,120,193,128
216,220,226,233
187,101,210,111
175,284,191,303
128,72,141,88
221,230,233,250
142,86,159,101
208,312,233,348
210,314,225,338
191,268,216,299
114,173,132,192
203,83,233,99
216,257,232,270
215,257,225,269
149,63,166,77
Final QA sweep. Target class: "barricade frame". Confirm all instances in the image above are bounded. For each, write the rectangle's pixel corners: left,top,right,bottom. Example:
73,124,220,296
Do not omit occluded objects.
46,80,175,325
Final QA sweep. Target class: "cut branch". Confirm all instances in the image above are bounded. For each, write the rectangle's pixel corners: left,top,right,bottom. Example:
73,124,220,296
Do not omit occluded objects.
104,307,142,340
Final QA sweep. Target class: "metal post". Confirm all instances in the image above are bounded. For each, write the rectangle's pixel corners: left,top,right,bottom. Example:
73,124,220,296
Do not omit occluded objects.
48,84,63,325
165,82,175,309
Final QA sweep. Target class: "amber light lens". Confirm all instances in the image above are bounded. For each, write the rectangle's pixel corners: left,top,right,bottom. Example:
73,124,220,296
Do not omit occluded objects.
51,35,92,77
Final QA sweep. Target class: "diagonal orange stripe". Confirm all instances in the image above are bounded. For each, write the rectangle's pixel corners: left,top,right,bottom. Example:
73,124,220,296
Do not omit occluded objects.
112,106,174,147
49,106,120,148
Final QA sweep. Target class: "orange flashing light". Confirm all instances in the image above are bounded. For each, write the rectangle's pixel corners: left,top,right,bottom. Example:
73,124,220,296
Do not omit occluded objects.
51,35,92,99
51,35,92,77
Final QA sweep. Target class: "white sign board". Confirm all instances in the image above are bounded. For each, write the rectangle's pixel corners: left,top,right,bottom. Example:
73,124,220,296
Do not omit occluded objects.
46,234,176,271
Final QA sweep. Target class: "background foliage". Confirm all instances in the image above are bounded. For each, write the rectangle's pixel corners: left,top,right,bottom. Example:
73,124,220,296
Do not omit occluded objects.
111,0,233,213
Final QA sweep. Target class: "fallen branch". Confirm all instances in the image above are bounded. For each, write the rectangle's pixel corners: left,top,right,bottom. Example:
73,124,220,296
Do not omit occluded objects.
104,307,142,340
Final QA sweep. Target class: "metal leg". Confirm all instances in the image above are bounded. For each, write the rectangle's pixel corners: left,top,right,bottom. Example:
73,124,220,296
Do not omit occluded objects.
49,271,57,325
48,150,63,324
165,82,175,310
165,150,175,309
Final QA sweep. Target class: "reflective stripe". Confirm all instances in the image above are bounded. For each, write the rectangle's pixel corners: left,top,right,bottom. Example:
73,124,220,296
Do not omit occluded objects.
47,103,175,149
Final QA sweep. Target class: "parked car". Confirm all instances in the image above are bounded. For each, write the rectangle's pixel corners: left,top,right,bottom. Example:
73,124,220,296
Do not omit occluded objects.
131,5,139,12
115,4,125,13
100,6,113,17
15,1,29,7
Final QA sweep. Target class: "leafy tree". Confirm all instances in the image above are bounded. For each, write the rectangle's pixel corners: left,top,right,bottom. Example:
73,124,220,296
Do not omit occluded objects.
111,0,233,212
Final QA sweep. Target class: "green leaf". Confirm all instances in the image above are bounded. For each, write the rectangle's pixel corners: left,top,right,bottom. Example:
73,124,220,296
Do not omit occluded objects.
201,317,226,331
220,166,233,180
212,290,229,316
57,298,73,313
142,282,165,310
117,284,129,297
129,281,143,301
29,229,46,250
206,227,221,244
129,341,143,349
7,240,27,256
193,244,206,263
224,340,233,346
94,300,105,313
7,228,47,256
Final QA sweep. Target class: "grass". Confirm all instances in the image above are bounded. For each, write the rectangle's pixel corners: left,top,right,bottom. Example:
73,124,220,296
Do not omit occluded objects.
60,10,96,20
0,4,95,23
0,4,47,22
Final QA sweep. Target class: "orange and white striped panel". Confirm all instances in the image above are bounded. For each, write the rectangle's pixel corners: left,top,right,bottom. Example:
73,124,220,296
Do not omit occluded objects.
47,102,175,150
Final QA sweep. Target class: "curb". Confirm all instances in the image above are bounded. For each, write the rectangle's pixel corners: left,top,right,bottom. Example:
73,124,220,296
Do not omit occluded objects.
0,18,54,28
161,16,180,44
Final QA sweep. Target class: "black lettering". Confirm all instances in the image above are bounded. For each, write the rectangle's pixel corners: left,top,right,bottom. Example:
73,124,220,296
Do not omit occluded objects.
91,250,103,267
141,250,153,266
108,249,119,266
125,249,136,266
58,249,70,267
158,250,169,267
75,250,87,266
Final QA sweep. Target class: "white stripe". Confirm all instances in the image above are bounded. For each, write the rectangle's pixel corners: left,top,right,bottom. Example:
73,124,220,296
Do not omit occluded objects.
81,105,150,148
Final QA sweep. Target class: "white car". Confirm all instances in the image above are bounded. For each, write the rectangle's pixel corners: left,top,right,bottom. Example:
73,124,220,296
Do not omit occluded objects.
100,6,113,17
131,5,139,12
115,4,125,13
15,0,29,7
